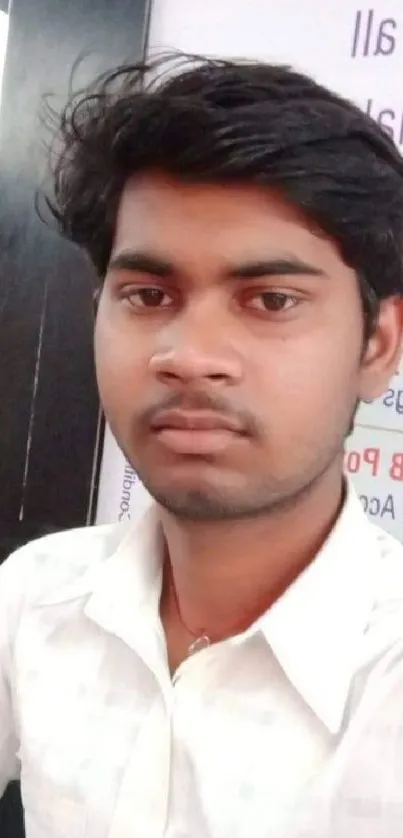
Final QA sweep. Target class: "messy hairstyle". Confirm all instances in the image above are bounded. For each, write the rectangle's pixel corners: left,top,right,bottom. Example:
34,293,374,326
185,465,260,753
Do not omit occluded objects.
46,52,403,335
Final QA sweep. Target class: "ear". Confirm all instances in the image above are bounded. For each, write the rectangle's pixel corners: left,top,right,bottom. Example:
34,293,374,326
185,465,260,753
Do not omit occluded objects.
358,297,403,400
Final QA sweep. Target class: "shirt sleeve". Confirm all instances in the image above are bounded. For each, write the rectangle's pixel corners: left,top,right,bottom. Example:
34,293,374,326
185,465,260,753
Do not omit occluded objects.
0,544,34,797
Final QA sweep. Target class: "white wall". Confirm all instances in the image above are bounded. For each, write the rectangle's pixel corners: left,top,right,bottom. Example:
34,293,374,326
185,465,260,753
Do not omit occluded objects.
96,0,403,538
0,11,8,100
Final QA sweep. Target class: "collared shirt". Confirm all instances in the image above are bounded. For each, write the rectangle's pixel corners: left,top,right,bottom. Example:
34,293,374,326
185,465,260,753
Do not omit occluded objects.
2,485,403,837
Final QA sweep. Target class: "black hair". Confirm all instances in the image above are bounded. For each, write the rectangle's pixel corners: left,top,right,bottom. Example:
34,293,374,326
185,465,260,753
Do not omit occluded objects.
45,52,403,335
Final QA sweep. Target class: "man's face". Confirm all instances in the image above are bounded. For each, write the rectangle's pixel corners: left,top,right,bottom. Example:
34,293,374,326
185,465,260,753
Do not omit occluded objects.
95,173,400,520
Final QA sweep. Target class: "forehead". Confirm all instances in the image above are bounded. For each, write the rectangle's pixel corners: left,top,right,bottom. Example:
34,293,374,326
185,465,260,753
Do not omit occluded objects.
112,172,345,273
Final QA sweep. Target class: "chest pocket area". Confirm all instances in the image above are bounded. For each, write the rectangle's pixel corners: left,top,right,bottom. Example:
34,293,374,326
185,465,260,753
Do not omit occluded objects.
21,774,87,838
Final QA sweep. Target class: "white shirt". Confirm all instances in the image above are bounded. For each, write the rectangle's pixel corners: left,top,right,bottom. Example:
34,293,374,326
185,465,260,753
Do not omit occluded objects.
2,485,403,838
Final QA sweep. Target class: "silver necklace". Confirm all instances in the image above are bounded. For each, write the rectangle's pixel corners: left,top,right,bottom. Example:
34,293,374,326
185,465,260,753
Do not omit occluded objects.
169,572,212,656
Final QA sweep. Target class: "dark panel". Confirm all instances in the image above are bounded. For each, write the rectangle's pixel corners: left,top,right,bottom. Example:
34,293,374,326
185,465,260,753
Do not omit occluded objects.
0,784,24,838
0,0,150,558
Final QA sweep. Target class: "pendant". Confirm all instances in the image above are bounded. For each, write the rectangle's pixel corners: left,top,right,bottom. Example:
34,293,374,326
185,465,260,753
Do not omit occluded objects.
187,634,211,656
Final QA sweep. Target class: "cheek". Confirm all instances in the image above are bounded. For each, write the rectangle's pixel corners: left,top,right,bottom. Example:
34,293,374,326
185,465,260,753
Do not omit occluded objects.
94,311,150,408
253,326,361,427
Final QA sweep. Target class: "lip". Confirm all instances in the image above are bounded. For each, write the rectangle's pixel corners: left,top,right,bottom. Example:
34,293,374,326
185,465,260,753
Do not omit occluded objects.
154,427,242,455
150,410,245,455
150,410,244,434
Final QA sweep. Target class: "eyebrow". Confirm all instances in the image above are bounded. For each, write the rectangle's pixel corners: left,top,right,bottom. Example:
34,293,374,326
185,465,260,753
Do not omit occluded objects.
108,251,173,276
230,258,326,279
107,250,327,280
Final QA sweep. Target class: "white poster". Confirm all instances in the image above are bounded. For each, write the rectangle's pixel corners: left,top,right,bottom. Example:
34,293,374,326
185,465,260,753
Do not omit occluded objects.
96,0,403,538
96,425,151,525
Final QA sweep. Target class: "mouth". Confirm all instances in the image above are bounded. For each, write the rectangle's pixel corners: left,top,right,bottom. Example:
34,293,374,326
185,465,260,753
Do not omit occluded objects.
150,410,246,455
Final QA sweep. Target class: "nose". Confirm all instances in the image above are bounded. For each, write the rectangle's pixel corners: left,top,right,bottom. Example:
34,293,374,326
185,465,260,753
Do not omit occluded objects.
149,312,243,388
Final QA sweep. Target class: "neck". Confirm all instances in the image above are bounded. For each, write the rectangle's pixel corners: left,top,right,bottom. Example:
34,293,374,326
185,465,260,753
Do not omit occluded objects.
160,467,345,641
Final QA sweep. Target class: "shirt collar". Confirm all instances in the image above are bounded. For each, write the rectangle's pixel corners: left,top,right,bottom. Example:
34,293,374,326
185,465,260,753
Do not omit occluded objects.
37,508,164,668
257,482,380,734
38,482,379,732
37,507,161,611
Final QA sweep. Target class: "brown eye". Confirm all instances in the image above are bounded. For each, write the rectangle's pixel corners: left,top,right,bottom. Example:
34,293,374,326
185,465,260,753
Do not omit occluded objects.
247,292,298,312
125,287,172,308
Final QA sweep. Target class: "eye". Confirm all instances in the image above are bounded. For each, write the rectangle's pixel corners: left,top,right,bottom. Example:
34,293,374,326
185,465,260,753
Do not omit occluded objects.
123,287,173,309
245,291,299,313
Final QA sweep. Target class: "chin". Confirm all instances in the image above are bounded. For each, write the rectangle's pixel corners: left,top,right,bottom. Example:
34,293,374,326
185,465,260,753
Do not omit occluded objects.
153,491,248,522
141,476,273,522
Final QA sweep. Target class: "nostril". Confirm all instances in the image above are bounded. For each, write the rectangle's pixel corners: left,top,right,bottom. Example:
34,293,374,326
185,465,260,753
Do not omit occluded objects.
163,373,181,384
150,355,241,384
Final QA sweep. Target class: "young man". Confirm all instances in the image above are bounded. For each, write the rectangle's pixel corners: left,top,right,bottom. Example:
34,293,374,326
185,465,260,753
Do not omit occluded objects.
1,54,403,837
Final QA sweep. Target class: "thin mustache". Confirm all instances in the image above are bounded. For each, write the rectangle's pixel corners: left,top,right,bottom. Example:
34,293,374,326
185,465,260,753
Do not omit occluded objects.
140,392,259,437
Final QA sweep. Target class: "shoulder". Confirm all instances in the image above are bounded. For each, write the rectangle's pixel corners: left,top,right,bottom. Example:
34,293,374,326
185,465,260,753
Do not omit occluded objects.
370,522,403,604
0,523,129,614
359,521,403,667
